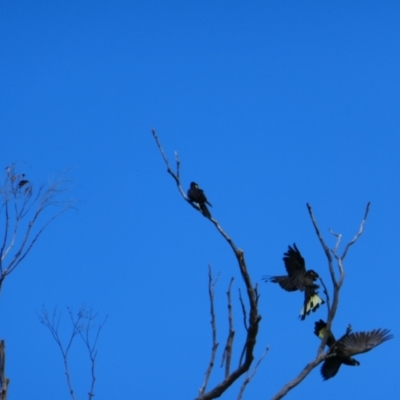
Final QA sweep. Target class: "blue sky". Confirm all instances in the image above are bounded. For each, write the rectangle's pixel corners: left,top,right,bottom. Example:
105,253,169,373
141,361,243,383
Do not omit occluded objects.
0,1,399,399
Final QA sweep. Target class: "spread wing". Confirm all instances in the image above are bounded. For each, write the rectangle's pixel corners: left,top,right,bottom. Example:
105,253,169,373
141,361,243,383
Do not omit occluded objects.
283,244,306,277
340,329,393,356
263,275,298,291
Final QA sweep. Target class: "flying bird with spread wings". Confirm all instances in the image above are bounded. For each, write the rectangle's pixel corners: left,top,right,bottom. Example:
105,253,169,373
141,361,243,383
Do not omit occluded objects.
187,182,212,218
314,319,393,380
263,244,324,320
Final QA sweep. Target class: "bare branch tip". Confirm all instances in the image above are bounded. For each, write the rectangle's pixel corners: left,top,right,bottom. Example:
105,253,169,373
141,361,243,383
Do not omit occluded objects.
365,202,371,216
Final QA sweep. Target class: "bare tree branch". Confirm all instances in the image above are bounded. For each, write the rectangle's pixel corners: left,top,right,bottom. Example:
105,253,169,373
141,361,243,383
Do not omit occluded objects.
329,228,342,255
318,277,331,315
151,130,190,203
38,305,107,400
238,289,248,331
0,165,74,398
271,355,326,400
199,265,220,396
39,306,79,400
237,346,269,400
339,202,370,260
271,203,371,399
0,165,74,291
306,203,335,285
77,309,108,400
152,130,261,400
221,278,235,378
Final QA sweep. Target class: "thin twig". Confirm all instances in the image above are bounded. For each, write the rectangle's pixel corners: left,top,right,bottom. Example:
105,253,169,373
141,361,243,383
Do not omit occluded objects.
307,203,335,285
175,151,181,182
238,289,248,331
0,195,10,274
221,278,235,378
237,288,249,369
340,202,370,260
199,266,220,396
151,129,188,201
237,346,269,400
318,277,331,315
329,229,342,254
38,306,78,400
77,309,108,400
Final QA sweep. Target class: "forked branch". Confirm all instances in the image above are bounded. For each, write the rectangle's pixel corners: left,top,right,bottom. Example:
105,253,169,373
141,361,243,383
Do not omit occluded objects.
38,306,107,400
199,266,220,395
237,346,269,400
221,278,235,378
0,165,74,291
271,202,370,399
152,130,262,400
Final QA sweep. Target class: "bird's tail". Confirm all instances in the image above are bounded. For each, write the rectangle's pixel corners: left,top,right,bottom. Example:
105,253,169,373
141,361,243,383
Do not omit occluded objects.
300,294,324,320
314,319,328,340
199,203,212,218
314,319,337,347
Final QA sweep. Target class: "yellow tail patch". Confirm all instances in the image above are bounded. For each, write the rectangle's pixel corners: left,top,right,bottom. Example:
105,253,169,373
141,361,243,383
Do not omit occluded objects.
300,294,324,317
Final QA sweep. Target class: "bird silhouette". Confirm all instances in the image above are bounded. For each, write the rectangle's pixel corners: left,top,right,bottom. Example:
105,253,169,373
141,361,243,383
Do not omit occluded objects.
187,182,212,218
263,244,324,320
314,319,393,380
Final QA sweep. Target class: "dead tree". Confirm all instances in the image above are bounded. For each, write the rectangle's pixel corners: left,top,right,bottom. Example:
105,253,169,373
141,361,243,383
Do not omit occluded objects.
0,164,73,290
270,203,370,399
0,164,74,398
153,130,373,399
153,130,263,399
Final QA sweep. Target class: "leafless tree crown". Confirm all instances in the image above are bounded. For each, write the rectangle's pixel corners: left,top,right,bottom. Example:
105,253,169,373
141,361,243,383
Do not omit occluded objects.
0,164,74,290
152,129,374,399
38,305,108,400
0,164,75,399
